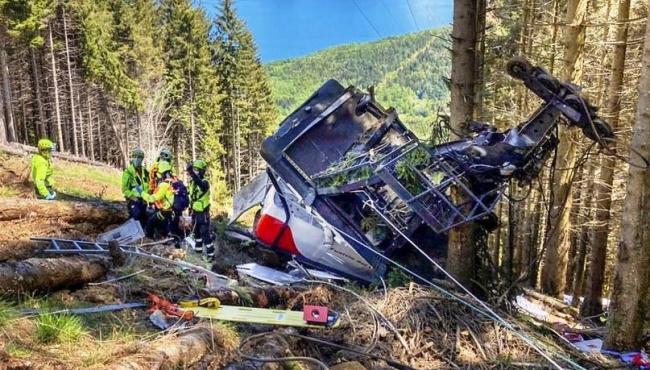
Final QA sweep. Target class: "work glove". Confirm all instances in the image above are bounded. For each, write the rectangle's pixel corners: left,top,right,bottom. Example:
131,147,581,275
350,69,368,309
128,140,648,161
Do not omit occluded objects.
45,191,57,200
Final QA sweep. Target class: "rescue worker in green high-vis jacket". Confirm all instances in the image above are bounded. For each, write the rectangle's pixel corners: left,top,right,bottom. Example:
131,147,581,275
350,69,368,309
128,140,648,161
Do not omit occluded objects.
31,138,56,200
186,159,213,257
122,148,149,228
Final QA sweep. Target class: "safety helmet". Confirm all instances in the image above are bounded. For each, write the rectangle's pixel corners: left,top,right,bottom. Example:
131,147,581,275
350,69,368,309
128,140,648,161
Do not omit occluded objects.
159,148,172,161
157,160,172,177
131,148,145,159
37,138,54,151
192,159,207,170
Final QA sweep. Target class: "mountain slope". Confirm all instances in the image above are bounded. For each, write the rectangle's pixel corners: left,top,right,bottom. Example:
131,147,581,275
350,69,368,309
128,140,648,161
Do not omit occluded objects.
265,28,451,138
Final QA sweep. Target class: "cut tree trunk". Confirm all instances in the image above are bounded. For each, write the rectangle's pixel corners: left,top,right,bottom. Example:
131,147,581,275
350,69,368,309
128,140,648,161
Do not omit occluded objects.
0,142,114,168
0,198,125,224
0,241,44,262
540,0,587,297
0,256,108,292
581,0,630,318
604,16,650,351
105,325,236,370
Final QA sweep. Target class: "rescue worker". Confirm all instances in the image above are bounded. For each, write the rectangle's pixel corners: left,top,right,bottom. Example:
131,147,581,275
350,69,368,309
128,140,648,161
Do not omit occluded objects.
142,161,175,238
149,148,173,193
121,148,149,227
31,138,56,200
186,159,214,257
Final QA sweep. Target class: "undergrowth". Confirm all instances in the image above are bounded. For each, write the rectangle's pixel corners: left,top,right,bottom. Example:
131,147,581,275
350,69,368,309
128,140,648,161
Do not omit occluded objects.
0,298,18,327
35,313,87,344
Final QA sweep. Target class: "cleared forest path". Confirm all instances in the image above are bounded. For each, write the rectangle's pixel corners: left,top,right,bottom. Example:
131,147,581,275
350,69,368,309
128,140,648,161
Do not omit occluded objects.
376,40,434,91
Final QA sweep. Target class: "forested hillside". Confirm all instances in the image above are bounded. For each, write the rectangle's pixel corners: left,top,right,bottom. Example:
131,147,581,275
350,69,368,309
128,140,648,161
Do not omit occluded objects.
0,0,276,200
266,29,451,138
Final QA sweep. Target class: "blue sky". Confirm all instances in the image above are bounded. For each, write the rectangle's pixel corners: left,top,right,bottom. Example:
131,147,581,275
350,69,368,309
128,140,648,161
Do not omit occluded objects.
204,0,453,62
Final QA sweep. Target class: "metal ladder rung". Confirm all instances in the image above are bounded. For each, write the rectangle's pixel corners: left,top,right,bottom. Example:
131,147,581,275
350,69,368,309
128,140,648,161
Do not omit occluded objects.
71,241,83,250
51,240,61,251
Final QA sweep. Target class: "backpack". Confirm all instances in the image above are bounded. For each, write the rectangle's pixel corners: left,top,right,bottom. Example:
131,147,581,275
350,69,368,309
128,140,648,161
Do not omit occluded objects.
171,178,190,213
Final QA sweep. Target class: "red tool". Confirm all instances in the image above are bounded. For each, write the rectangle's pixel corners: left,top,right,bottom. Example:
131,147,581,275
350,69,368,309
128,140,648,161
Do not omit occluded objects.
148,294,194,320
303,305,329,325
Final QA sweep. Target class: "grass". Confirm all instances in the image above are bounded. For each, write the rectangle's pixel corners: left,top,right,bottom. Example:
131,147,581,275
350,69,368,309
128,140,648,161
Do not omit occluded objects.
0,298,19,327
0,150,123,201
0,185,19,197
34,312,87,344
4,342,33,358
53,161,122,201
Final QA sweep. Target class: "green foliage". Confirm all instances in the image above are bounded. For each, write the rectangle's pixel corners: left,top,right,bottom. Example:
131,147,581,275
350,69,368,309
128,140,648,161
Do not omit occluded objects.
72,0,142,108
0,298,18,327
0,0,54,47
211,0,277,189
266,28,451,139
385,268,412,287
395,147,431,195
35,313,87,344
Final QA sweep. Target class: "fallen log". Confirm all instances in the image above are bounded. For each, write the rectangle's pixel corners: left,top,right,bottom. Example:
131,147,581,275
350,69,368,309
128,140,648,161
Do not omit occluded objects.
0,142,115,168
0,256,109,292
0,240,43,261
0,198,125,224
523,288,579,317
106,325,237,370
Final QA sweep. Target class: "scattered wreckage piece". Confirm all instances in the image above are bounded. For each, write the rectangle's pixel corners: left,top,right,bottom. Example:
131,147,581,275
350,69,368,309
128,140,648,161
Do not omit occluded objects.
236,262,302,285
20,302,147,316
147,293,340,329
190,305,340,328
96,218,145,245
231,57,614,284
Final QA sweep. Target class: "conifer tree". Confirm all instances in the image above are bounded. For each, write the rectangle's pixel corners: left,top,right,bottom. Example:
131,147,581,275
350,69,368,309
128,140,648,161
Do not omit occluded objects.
211,0,275,192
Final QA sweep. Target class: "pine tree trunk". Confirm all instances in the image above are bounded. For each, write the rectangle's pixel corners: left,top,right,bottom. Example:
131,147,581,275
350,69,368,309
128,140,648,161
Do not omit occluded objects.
30,48,47,138
540,0,587,297
189,72,196,161
604,16,650,350
48,23,65,152
565,166,585,293
505,184,515,285
581,0,630,318
87,92,95,161
528,189,543,287
99,94,127,165
547,0,561,74
447,0,479,287
571,160,595,304
0,78,6,143
0,46,16,143
62,7,78,156
77,91,86,156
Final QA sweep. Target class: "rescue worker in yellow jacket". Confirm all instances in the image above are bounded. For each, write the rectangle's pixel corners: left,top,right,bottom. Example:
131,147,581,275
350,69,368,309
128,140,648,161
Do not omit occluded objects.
31,138,56,200
186,159,213,257
148,148,174,193
141,161,175,238
121,148,149,227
